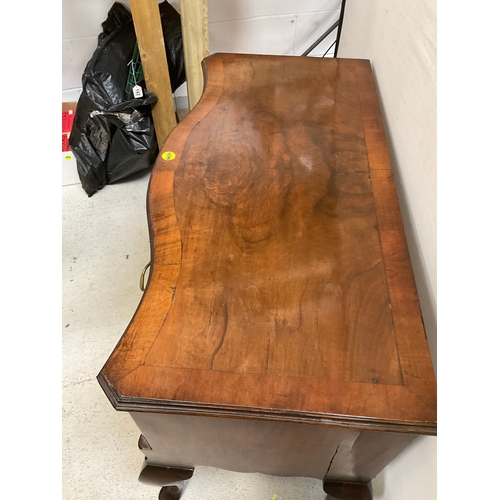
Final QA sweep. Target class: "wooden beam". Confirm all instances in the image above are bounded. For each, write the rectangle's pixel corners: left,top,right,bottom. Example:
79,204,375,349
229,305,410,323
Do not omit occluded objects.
179,0,209,110
129,0,177,148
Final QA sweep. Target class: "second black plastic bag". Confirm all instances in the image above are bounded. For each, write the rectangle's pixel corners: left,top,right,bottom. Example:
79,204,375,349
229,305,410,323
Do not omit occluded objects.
70,1,185,197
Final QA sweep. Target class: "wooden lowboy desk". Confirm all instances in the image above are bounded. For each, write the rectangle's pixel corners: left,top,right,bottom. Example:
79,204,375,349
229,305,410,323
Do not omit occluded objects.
98,54,437,500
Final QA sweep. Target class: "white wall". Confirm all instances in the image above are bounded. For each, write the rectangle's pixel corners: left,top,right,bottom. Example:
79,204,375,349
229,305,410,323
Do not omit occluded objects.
62,0,116,98
62,0,341,101
337,1,437,499
206,0,340,56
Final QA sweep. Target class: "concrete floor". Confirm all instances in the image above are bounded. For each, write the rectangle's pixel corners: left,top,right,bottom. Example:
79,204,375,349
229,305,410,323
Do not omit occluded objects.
61,151,331,500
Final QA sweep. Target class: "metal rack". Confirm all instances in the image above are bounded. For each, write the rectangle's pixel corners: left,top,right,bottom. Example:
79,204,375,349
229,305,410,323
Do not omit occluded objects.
301,0,347,58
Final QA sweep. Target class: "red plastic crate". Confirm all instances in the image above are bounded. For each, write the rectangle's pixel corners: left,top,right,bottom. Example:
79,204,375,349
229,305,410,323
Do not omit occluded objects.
62,110,75,133
62,134,70,152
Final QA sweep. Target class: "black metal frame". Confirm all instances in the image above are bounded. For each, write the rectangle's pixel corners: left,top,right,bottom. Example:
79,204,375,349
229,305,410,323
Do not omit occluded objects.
301,0,347,58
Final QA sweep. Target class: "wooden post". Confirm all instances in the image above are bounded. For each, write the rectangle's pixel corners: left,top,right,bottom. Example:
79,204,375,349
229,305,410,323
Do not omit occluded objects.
179,0,209,110
129,0,177,148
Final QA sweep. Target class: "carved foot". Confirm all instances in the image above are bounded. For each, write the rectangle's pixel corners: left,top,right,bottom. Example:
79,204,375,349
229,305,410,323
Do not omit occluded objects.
323,480,372,500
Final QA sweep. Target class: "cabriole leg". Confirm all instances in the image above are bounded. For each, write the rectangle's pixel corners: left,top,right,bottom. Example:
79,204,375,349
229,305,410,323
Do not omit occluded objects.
138,434,194,499
139,462,194,500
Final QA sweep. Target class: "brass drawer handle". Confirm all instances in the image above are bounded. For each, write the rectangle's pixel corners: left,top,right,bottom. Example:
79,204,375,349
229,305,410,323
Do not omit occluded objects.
139,262,151,291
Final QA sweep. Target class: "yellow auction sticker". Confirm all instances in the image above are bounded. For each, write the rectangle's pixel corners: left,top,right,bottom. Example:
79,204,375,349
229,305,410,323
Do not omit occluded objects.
162,151,176,161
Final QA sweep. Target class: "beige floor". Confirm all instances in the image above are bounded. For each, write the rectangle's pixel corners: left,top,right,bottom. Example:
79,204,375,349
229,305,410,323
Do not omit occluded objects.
62,149,332,499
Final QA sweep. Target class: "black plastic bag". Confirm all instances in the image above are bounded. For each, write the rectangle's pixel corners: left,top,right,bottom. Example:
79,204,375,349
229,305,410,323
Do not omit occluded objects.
70,1,185,197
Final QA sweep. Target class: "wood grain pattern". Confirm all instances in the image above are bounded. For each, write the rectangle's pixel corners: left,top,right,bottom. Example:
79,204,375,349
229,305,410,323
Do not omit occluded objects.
179,0,209,109
129,0,176,145
98,54,436,435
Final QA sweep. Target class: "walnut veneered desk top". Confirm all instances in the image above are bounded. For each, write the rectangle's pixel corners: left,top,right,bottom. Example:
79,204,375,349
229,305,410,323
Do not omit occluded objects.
98,54,437,436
